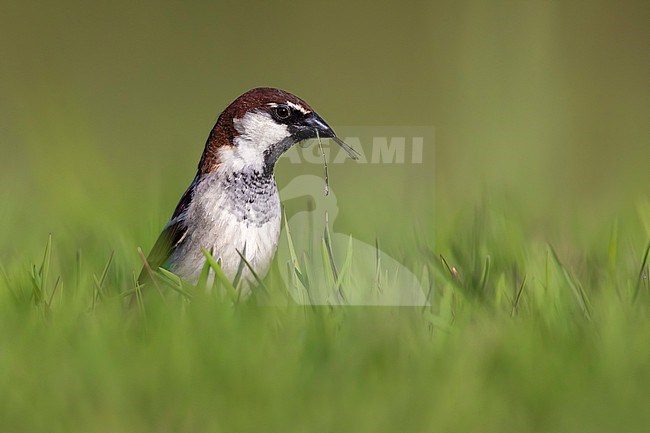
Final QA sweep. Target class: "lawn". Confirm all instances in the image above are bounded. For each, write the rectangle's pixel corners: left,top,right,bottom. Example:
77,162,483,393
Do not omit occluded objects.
0,173,648,431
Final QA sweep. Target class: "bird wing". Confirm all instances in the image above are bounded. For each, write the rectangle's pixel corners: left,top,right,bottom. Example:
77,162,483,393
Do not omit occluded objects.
137,175,198,285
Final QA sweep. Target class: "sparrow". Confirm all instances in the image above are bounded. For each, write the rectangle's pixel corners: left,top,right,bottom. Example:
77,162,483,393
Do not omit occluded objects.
137,87,358,296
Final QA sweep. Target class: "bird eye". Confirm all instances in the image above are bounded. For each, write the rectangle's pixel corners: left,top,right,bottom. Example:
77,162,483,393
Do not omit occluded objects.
274,106,291,120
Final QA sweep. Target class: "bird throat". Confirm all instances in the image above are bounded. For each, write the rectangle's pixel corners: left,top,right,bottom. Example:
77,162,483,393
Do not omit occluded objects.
221,168,279,227
263,136,296,172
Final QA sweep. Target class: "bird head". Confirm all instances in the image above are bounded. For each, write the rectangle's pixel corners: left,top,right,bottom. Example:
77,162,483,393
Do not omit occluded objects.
199,87,358,175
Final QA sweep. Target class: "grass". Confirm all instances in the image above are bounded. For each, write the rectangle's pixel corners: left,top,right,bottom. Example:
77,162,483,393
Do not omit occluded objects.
1,189,649,432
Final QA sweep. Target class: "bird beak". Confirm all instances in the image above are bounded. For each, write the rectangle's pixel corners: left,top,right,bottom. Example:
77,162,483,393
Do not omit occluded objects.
299,113,360,160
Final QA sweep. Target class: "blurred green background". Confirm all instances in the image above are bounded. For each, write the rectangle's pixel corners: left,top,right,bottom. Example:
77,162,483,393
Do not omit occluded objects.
1,0,648,257
1,1,649,432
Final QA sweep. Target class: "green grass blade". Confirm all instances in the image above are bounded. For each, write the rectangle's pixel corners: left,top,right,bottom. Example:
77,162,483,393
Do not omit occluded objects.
283,209,301,273
320,238,336,300
632,242,650,302
157,267,193,300
548,244,592,319
231,244,247,289
608,219,618,269
332,235,353,297
197,250,212,291
39,234,52,302
235,248,269,296
511,274,528,317
323,214,339,282
479,255,491,292
201,248,238,302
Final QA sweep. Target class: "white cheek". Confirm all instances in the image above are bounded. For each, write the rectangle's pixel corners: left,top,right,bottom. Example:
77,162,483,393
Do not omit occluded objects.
227,111,290,169
218,147,249,172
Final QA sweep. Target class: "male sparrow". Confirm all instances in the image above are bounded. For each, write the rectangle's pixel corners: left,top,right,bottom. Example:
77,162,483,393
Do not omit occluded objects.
138,87,358,295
